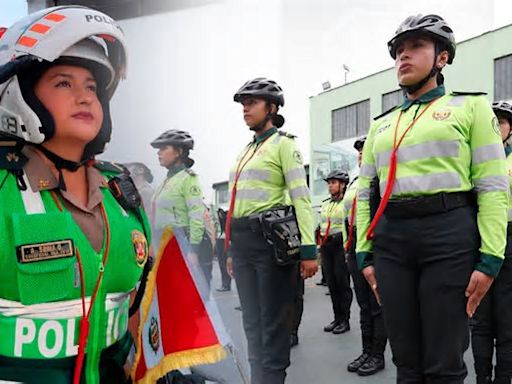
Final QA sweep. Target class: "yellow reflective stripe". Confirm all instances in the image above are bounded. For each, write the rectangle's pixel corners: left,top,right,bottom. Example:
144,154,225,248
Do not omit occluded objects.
230,169,271,182
289,186,309,199
285,168,306,184
474,175,509,193
358,188,370,201
380,172,461,195
472,143,504,165
360,164,376,178
376,140,460,168
236,188,269,201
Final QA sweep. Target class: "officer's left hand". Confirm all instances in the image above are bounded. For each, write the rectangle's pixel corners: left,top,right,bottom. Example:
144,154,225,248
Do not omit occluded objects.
465,270,494,318
300,260,318,279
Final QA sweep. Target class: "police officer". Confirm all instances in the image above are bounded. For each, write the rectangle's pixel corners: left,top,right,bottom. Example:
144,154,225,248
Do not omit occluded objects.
318,170,353,335
344,136,387,376
124,162,154,210
225,77,317,384
470,100,512,384
0,6,150,383
356,14,508,383
151,130,213,289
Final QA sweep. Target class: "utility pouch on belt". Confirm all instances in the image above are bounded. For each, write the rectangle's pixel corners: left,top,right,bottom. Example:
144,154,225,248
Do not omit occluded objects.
253,205,301,266
369,177,381,220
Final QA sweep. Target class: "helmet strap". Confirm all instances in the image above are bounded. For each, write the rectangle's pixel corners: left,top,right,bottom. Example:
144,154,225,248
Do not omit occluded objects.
35,145,87,191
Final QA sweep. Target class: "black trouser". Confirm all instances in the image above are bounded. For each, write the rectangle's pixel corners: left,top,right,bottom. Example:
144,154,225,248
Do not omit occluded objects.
471,225,512,381
198,235,214,290
215,238,232,289
347,228,387,357
320,235,352,323
291,264,305,337
231,225,298,384
374,206,478,384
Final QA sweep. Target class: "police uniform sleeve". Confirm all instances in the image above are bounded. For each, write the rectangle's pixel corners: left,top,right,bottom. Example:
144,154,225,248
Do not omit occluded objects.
355,121,378,270
340,196,349,248
183,173,206,253
279,137,316,260
469,96,508,277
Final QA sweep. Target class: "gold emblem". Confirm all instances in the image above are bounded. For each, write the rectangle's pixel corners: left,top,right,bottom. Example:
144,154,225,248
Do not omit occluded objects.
132,230,148,267
432,109,451,121
38,179,50,189
6,152,19,162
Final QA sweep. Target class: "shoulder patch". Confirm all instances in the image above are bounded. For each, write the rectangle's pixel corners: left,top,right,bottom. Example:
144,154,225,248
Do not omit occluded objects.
373,105,400,121
0,141,28,171
184,168,196,176
94,160,126,174
451,91,487,96
278,131,297,139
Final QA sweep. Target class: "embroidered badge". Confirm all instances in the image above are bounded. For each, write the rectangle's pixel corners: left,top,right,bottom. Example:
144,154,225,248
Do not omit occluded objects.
17,239,74,263
432,108,451,121
132,230,148,267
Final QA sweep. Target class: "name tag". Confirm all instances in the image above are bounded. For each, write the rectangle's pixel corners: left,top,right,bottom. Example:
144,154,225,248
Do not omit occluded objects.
17,240,75,263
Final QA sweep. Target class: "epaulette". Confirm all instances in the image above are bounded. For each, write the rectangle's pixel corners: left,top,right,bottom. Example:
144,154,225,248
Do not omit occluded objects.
94,160,126,174
184,168,196,176
0,140,27,170
373,105,400,121
451,91,487,96
278,131,297,139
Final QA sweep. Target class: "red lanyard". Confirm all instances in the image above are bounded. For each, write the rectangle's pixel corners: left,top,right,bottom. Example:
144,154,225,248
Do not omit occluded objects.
224,138,270,251
50,191,111,384
366,99,439,240
319,199,341,246
344,195,357,252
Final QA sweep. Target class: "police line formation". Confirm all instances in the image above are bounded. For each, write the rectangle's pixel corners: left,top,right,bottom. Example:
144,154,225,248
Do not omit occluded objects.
0,5,510,384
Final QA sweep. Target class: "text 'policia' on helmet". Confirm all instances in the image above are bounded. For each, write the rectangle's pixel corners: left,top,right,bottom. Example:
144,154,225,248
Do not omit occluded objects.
353,135,367,151
0,5,127,159
387,14,456,64
493,100,512,124
233,77,285,107
324,170,349,183
150,129,195,150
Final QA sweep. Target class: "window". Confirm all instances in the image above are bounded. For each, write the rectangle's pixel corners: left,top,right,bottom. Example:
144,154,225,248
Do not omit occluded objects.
382,89,403,111
495,54,512,100
331,99,370,141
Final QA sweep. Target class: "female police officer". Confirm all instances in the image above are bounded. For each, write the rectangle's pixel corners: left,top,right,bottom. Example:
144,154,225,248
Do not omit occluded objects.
225,77,317,384
344,136,387,377
470,100,512,384
356,15,508,383
0,6,150,383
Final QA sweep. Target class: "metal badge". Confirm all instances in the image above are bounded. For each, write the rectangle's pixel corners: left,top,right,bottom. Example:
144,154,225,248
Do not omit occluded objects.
17,239,74,263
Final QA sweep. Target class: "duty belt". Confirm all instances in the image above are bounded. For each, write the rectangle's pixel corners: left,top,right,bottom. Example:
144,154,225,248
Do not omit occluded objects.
320,231,343,246
384,191,475,219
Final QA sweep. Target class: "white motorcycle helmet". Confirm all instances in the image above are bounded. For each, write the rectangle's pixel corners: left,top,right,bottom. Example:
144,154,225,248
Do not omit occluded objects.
0,5,128,161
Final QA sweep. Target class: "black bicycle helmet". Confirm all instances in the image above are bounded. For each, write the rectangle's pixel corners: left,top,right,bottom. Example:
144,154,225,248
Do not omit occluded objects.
353,135,367,151
388,14,456,64
150,129,194,150
324,170,349,183
233,77,285,107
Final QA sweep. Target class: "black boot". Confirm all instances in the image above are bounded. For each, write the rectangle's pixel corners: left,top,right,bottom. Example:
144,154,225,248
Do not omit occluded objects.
493,377,511,384
332,320,350,334
357,354,385,376
347,353,369,372
475,357,493,384
475,376,491,384
323,320,339,332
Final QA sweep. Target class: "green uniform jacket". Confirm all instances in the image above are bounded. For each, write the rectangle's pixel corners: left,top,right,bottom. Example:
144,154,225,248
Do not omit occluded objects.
0,165,150,383
356,86,508,277
341,177,359,248
229,127,316,260
152,165,206,253
319,197,344,238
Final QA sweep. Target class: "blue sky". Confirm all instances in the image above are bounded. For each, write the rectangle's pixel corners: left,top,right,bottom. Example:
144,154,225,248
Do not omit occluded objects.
0,0,27,27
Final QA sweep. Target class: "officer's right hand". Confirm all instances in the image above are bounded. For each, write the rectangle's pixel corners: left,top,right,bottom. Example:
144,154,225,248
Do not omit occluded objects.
362,266,381,305
226,256,234,279
465,270,494,318
300,259,318,279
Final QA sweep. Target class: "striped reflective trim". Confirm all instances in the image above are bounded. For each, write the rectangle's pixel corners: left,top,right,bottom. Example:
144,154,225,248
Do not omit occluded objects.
380,172,461,195
344,200,353,211
509,209,512,222
229,169,271,182
360,164,377,178
189,210,205,220
289,186,310,199
236,188,269,201
272,134,282,144
447,96,466,106
186,197,203,206
472,144,504,165
285,168,306,184
358,188,370,201
376,140,460,168
474,175,509,193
